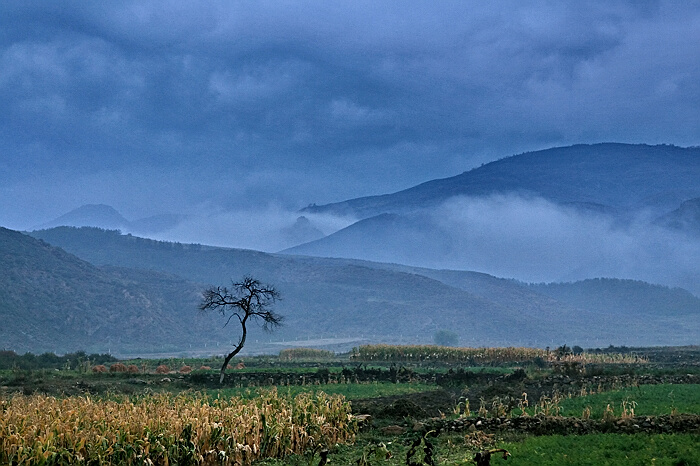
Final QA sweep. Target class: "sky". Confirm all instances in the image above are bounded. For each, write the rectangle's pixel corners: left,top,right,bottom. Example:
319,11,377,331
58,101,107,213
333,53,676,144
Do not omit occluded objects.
1,1,700,233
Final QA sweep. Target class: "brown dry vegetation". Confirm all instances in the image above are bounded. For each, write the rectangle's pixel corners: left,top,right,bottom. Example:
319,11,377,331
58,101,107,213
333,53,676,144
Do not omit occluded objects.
109,363,128,373
0,390,355,465
352,344,646,365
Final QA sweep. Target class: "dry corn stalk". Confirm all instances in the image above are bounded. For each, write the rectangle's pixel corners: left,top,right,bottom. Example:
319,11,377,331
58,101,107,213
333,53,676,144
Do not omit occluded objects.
0,388,355,465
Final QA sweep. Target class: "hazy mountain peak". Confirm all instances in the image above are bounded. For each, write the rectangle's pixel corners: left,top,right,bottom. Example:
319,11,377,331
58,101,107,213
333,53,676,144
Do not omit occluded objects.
36,204,130,231
658,197,700,234
34,204,184,235
281,216,325,247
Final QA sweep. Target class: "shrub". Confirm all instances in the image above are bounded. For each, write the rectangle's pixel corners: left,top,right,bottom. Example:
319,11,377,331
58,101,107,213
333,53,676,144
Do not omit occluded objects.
433,330,459,347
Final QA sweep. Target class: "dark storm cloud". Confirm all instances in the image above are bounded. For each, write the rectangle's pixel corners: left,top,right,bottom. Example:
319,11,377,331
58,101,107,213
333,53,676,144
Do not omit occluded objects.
1,1,699,229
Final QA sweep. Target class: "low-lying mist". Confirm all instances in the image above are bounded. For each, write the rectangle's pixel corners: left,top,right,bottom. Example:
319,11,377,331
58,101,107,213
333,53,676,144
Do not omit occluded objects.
135,195,698,295
283,195,700,296
150,204,356,252
432,196,699,292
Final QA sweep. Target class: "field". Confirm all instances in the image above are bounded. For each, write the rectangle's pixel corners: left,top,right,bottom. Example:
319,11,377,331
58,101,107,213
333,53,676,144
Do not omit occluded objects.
1,345,699,465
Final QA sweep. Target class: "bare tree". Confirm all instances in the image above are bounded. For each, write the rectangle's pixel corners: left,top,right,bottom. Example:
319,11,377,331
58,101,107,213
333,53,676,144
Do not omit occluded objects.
200,276,282,383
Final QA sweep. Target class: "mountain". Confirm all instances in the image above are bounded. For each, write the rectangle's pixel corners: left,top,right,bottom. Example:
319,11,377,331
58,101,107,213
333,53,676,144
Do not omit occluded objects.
37,204,130,231
530,279,699,341
0,227,217,354
303,143,700,219
530,279,700,320
287,144,700,292
283,212,448,267
22,226,700,351
281,216,325,245
36,204,183,235
26,227,550,348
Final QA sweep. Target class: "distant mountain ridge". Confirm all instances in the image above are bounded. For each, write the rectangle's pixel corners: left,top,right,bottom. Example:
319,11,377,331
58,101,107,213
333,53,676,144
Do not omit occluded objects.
303,143,700,219
36,204,182,235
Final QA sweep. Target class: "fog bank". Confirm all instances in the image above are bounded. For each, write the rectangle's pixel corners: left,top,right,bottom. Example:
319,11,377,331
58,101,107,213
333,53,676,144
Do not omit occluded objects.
283,195,700,295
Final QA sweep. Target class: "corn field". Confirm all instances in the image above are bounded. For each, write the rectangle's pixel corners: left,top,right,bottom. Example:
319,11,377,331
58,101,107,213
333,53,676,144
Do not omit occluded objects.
278,348,335,361
0,389,355,465
351,345,645,364
352,344,546,363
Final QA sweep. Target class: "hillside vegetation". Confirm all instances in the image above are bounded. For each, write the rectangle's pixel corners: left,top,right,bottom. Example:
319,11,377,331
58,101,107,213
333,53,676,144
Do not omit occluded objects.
0,227,218,354
9,226,696,354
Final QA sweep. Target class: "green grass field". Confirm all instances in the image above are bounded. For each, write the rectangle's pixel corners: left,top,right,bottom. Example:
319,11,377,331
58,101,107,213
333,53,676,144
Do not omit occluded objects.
557,384,700,418
4,347,699,465
492,433,700,466
256,433,700,465
210,381,440,401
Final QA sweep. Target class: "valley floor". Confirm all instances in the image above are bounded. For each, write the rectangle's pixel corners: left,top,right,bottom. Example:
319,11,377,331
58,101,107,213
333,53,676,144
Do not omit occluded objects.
1,346,699,465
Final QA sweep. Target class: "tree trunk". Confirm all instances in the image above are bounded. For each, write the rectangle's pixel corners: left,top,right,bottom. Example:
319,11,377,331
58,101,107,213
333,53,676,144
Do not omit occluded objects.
219,323,247,383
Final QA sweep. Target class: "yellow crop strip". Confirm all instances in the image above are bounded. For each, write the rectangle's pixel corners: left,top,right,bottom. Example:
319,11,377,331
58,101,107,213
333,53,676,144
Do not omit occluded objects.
352,344,645,364
0,389,355,465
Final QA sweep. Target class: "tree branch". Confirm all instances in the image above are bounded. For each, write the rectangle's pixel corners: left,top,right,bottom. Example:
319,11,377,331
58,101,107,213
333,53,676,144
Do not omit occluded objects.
199,276,282,383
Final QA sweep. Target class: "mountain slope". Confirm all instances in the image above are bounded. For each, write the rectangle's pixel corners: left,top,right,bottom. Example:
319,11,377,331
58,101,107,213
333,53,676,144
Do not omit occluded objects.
287,144,700,293
26,226,700,349
283,212,450,267
303,144,700,219
0,227,211,354
26,227,550,346
531,278,700,318
530,279,700,340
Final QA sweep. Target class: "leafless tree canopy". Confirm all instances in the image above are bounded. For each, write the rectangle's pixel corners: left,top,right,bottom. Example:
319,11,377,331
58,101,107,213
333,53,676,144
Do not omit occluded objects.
200,276,282,382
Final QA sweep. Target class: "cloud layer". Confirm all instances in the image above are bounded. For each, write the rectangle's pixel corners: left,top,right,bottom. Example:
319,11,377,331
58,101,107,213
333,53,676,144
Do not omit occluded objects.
1,1,700,229
432,196,700,292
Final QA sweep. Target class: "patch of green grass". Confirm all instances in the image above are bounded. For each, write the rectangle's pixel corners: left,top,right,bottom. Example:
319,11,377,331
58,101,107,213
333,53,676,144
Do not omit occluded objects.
492,434,700,466
209,382,439,401
558,384,700,418
255,432,700,466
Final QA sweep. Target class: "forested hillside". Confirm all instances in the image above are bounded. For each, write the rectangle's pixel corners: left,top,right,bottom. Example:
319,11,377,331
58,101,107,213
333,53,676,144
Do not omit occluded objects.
0,227,215,354
21,226,700,353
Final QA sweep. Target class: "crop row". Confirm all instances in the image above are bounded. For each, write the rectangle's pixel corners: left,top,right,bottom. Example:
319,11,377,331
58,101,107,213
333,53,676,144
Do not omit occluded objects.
0,389,355,465
352,344,646,364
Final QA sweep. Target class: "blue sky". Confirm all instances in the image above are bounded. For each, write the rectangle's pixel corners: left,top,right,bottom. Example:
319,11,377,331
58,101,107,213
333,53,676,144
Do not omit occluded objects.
1,1,700,229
